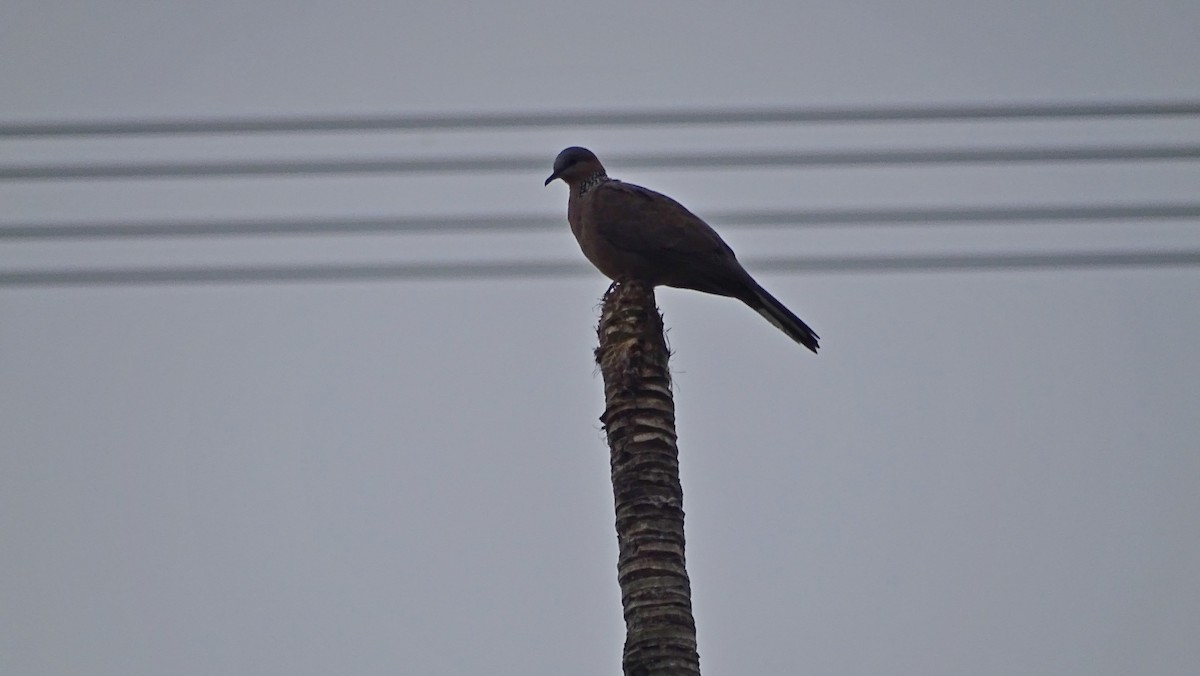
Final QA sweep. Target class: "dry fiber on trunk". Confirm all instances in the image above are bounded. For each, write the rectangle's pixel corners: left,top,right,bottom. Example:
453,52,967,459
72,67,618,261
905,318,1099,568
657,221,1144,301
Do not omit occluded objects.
595,280,701,676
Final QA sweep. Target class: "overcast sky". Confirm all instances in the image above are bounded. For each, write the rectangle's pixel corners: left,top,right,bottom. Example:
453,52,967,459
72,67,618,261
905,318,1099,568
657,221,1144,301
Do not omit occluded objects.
2,3,1199,675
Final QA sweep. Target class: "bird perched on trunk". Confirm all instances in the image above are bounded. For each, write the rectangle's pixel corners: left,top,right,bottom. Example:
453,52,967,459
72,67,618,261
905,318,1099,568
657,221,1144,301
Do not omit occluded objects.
545,146,820,353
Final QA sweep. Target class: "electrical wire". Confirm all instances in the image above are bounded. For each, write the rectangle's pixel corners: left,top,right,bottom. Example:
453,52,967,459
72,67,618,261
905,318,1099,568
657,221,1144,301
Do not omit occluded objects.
3,250,1197,287
2,100,1198,137
3,204,1198,239
2,145,1197,181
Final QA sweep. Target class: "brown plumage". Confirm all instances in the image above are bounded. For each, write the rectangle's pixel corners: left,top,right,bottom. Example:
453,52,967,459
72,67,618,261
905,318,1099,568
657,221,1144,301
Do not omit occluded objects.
545,146,820,353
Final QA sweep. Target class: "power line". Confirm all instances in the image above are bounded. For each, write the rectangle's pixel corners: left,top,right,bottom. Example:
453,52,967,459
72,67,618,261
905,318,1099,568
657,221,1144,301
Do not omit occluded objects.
3,145,1197,181
2,101,1199,137
3,250,1197,287
3,204,1198,240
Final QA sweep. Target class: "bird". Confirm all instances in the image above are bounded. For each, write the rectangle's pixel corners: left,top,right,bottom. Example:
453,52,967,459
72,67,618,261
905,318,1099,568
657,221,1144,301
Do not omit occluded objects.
545,146,820,353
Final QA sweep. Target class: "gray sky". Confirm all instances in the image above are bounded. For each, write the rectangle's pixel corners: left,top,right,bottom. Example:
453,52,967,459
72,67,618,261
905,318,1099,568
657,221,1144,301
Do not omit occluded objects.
2,2,1199,675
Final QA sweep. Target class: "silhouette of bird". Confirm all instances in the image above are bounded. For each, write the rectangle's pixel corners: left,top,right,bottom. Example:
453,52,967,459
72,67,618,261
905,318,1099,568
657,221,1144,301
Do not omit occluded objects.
545,146,820,353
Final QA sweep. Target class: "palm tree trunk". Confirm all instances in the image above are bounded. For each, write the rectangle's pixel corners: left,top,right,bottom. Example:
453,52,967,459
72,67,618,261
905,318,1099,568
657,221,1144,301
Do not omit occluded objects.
595,280,701,676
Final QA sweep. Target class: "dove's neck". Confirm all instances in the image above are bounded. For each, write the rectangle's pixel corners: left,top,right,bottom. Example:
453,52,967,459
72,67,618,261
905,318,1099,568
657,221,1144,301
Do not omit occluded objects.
578,171,608,196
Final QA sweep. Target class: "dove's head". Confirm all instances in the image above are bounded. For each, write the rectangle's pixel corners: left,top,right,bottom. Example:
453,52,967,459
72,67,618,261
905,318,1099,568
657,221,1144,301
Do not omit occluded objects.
545,146,606,187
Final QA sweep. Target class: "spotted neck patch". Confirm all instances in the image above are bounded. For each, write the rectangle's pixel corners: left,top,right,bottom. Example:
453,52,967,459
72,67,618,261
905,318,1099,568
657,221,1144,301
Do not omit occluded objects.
578,171,608,196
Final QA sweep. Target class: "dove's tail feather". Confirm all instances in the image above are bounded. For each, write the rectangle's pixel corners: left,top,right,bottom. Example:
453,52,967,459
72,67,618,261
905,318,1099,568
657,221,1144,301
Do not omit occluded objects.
745,283,820,353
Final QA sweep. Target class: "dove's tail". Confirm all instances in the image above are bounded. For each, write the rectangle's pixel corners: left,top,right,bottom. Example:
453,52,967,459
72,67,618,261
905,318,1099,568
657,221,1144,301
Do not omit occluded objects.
744,282,820,354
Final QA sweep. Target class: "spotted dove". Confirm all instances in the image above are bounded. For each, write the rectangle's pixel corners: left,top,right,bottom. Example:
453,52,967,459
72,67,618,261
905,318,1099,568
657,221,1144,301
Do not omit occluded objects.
545,146,820,353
